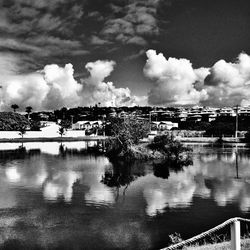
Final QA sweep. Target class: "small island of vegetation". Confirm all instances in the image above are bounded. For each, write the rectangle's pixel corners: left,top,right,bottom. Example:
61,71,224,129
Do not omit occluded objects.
105,117,192,165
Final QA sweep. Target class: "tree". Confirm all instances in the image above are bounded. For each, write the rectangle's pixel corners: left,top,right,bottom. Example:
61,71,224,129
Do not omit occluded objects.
25,106,32,120
11,104,19,112
0,112,29,131
30,120,41,131
205,122,235,137
105,117,150,159
58,126,65,137
148,134,192,161
19,125,26,139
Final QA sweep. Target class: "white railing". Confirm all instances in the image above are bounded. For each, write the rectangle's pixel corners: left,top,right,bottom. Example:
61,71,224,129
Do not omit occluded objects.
161,217,250,250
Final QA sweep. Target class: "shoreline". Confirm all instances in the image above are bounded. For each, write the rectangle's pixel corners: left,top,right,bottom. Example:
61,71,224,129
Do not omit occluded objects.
0,136,107,143
0,134,246,144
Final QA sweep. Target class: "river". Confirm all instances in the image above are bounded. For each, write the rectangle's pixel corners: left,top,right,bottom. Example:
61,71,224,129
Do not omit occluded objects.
0,142,249,249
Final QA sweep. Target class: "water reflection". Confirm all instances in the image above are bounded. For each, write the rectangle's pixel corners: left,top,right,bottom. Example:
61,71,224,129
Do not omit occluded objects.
43,171,81,202
1,143,250,249
196,148,250,212
0,141,101,156
101,160,146,201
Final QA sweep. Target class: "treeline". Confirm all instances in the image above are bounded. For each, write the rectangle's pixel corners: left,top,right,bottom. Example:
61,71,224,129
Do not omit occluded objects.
0,112,29,131
178,116,250,136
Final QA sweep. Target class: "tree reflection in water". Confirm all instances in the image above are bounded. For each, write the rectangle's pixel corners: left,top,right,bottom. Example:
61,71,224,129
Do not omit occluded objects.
101,160,146,200
153,156,193,179
101,155,193,201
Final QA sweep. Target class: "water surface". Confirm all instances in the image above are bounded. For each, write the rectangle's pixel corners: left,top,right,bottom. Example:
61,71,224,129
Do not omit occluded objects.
0,142,250,249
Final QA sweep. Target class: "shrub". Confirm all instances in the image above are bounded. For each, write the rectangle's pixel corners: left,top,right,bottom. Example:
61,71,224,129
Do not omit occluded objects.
105,117,150,159
0,112,29,131
205,122,235,137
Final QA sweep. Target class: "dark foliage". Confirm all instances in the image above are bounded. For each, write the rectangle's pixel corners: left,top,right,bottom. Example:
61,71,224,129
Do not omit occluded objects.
101,160,145,190
179,121,211,131
153,157,193,179
11,104,19,112
58,126,65,137
244,130,250,142
148,134,192,160
18,125,26,138
60,119,72,129
105,117,150,159
29,120,41,131
205,122,235,136
0,112,29,131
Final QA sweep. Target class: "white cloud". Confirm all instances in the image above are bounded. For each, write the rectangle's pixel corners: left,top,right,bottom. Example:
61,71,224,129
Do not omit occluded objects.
203,52,250,106
0,56,143,110
144,49,208,105
143,50,250,107
42,63,82,109
81,60,142,107
0,62,83,111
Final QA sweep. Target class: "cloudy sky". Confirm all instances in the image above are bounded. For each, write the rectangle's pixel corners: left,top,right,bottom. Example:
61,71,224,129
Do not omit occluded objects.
1,0,250,110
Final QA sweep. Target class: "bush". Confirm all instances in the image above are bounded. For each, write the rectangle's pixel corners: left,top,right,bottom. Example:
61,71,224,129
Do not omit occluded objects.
205,122,235,137
244,130,250,142
105,117,150,159
148,134,192,160
0,112,29,131
30,120,41,131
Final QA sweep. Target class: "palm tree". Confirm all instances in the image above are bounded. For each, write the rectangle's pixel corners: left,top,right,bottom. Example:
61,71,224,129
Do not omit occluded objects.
25,106,33,120
11,104,19,112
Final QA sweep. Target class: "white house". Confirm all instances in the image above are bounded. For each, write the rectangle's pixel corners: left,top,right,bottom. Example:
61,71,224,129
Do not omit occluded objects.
72,121,103,130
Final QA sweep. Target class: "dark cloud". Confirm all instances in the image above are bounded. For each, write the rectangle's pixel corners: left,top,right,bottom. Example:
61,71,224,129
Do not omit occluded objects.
100,0,160,46
0,0,85,73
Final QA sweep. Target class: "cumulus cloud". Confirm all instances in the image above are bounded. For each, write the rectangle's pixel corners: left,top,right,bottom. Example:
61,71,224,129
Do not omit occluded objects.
0,62,83,110
203,53,250,106
144,49,208,105
0,55,142,110
81,60,142,107
42,64,82,109
143,50,250,107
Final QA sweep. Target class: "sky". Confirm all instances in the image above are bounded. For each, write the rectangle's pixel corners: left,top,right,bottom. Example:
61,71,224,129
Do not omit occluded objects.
1,0,250,110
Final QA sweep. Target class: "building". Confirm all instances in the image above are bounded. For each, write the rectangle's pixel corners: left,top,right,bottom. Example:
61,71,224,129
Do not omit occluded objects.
151,121,178,130
72,121,102,130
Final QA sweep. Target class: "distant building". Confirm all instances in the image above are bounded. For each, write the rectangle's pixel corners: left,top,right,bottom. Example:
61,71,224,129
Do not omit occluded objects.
238,106,250,117
72,121,102,130
151,121,178,130
219,107,235,117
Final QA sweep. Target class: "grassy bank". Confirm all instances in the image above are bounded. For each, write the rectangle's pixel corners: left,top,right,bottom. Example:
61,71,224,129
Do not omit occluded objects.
185,238,250,250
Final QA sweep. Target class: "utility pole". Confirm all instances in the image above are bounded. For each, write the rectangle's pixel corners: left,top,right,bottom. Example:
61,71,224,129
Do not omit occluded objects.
70,115,74,129
235,105,239,139
149,111,151,133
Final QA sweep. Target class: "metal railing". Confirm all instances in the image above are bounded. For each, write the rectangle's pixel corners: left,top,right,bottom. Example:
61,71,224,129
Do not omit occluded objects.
161,217,250,250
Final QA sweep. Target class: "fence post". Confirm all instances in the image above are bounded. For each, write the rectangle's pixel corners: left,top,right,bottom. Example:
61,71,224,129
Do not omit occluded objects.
231,220,241,250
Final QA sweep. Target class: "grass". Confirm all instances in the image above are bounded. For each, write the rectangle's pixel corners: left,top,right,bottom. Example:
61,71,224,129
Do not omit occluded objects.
185,238,250,250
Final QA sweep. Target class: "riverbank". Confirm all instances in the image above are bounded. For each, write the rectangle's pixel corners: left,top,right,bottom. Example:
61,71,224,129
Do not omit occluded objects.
0,135,245,143
177,136,243,143
0,136,107,142
0,127,107,142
